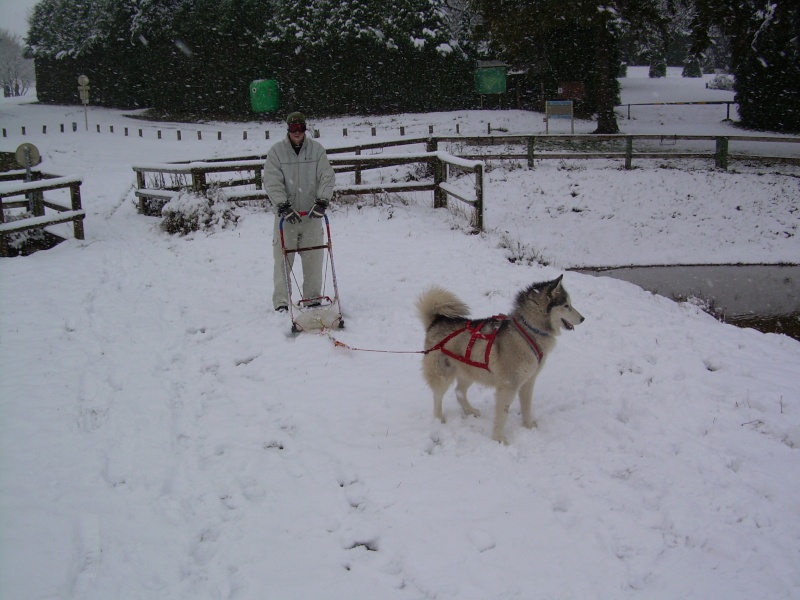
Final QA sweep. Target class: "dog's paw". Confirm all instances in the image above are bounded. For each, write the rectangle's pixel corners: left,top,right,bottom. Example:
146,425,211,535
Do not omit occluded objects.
463,407,481,418
522,419,538,429
491,433,509,445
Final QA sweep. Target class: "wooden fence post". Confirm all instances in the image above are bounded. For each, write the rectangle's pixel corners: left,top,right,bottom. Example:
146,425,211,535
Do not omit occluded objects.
474,163,484,232
426,138,438,178
433,156,447,209
135,170,147,213
715,137,728,170
0,207,8,256
31,189,45,217
625,136,633,170
527,137,535,169
355,149,362,185
191,169,207,194
70,183,85,240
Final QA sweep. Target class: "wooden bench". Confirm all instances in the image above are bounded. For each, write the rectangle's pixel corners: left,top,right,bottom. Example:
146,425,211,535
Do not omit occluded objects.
0,175,85,257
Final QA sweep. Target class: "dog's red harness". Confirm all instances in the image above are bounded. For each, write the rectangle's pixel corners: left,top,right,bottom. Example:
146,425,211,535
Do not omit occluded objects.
426,315,543,370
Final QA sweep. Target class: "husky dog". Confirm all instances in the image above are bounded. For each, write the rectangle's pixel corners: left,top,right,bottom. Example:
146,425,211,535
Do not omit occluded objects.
416,276,584,444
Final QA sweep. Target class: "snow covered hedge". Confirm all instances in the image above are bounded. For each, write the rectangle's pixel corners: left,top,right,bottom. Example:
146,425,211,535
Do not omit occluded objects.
160,192,237,236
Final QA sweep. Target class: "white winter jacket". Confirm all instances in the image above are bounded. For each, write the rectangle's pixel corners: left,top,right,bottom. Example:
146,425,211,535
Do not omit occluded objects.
263,135,335,214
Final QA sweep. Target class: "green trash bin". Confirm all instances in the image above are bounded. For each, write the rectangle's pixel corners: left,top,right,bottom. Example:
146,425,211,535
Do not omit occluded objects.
250,79,280,113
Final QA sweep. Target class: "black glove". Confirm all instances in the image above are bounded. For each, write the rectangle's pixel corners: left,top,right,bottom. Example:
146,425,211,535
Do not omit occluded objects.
277,201,301,224
309,199,329,219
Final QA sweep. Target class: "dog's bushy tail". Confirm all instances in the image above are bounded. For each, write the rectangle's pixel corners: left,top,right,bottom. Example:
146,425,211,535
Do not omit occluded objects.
416,286,470,329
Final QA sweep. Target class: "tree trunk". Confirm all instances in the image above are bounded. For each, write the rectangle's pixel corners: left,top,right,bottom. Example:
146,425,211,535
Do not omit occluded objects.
592,17,620,134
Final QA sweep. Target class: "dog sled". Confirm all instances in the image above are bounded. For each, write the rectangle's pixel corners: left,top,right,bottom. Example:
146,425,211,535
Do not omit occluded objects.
279,212,344,334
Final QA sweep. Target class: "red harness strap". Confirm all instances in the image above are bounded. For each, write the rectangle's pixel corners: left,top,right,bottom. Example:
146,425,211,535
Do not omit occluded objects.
426,315,543,370
425,315,506,370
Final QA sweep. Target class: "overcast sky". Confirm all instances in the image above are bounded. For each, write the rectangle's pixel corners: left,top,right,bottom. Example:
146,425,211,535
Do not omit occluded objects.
1,0,37,38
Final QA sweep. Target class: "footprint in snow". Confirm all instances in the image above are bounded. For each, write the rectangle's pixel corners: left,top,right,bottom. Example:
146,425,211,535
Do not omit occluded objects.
467,528,496,552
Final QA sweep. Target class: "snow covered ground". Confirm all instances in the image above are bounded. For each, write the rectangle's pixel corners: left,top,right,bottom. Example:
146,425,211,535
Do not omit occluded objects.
1,67,799,599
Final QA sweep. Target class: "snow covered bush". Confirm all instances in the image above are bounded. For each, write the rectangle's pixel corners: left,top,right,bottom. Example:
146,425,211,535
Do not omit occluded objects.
1,211,49,255
160,192,237,236
706,74,734,91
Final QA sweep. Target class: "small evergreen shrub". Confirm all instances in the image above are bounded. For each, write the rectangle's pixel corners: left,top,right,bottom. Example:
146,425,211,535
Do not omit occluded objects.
160,192,237,235
682,59,702,78
649,59,667,78
706,74,734,91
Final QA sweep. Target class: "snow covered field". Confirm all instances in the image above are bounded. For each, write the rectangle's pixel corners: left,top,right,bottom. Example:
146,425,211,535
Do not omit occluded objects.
1,67,799,599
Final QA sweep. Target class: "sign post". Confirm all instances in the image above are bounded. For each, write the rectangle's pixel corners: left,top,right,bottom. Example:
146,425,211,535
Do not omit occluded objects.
77,75,90,131
474,61,507,109
15,143,42,214
545,100,574,134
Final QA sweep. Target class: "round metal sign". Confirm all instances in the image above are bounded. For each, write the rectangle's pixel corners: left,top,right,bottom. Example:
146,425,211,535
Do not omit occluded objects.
15,142,42,167
78,74,89,86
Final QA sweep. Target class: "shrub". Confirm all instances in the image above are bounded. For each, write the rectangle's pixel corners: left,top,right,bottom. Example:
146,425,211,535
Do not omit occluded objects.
1,211,48,254
160,192,237,235
649,59,667,78
706,74,734,91
682,59,702,78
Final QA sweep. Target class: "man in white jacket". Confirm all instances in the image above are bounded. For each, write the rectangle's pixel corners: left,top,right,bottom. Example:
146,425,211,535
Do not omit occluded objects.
264,112,336,312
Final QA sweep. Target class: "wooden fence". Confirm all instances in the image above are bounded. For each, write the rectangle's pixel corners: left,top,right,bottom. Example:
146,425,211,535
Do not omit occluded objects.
0,170,85,257
429,133,800,170
132,149,485,230
130,131,798,233
620,100,736,121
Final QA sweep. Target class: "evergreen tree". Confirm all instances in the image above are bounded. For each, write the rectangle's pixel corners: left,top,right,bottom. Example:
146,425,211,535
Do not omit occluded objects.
26,0,472,117
471,0,663,133
265,0,469,115
691,0,799,132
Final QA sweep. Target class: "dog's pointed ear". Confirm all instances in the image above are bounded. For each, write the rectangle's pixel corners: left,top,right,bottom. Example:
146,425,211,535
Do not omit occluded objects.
548,275,563,292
